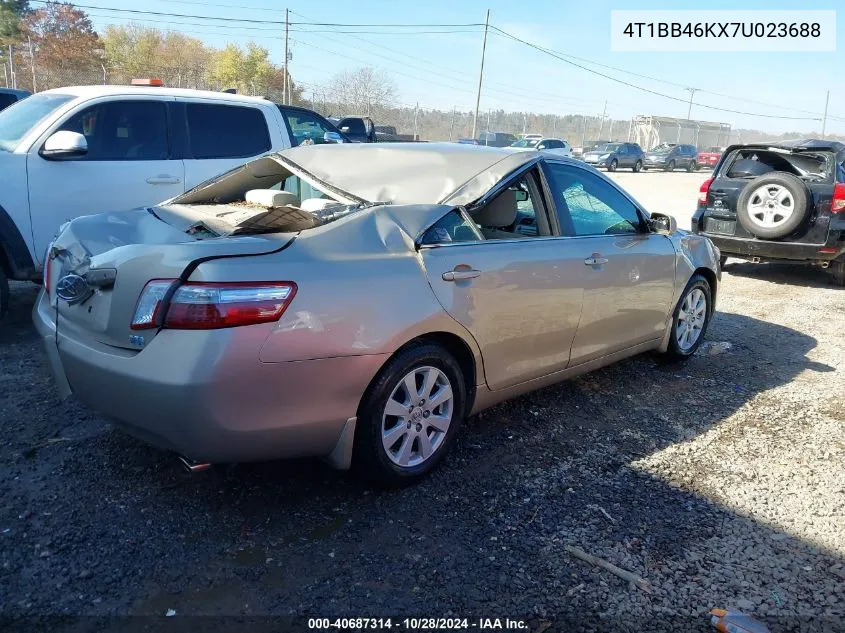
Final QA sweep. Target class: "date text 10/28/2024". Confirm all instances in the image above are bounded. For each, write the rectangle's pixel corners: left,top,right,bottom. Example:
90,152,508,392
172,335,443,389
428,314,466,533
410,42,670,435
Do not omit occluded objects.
308,618,528,630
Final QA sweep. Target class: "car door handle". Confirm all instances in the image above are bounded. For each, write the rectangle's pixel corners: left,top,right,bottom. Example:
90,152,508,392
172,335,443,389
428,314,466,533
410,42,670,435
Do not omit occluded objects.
442,269,481,282
146,175,182,185
584,255,609,266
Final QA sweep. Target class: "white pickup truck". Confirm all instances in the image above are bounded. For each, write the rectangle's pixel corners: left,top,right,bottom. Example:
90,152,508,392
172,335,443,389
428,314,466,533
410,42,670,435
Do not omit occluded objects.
0,83,345,318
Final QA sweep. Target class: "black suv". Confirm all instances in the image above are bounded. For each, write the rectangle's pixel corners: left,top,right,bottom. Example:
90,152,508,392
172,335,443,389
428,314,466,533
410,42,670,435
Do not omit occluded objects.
692,139,845,285
643,144,699,172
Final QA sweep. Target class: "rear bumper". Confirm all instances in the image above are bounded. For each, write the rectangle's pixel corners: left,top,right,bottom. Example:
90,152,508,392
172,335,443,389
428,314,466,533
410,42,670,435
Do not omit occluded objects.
693,233,845,262
33,290,388,464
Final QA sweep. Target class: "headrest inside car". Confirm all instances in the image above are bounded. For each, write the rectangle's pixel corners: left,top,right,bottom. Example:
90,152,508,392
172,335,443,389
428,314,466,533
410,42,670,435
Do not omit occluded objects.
245,189,301,208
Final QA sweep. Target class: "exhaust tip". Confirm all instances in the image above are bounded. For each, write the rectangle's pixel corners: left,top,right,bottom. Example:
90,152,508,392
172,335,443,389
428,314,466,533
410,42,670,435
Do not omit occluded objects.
178,455,212,473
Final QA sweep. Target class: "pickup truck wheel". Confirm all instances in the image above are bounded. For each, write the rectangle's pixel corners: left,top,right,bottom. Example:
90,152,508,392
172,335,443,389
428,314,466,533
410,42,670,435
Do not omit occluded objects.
736,172,809,239
0,267,8,321
831,257,845,286
354,343,466,487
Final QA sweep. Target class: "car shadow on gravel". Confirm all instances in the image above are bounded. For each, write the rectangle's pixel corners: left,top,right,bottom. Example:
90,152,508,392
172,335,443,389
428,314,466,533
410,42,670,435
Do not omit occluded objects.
723,260,840,289
2,291,843,630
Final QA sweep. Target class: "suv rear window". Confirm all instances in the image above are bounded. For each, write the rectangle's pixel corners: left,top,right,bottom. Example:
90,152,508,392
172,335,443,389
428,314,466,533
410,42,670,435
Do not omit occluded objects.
186,104,271,159
724,148,834,182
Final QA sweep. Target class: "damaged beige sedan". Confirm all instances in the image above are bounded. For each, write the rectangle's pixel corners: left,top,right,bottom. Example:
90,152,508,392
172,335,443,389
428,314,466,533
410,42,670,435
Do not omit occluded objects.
34,144,721,485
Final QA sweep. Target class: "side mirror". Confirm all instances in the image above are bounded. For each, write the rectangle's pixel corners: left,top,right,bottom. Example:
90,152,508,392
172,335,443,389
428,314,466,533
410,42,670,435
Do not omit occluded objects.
41,131,88,160
513,189,529,202
649,212,677,234
323,131,345,144
537,144,546,150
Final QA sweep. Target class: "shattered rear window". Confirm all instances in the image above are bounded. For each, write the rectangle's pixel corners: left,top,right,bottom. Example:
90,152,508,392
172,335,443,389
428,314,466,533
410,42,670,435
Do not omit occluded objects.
725,148,834,183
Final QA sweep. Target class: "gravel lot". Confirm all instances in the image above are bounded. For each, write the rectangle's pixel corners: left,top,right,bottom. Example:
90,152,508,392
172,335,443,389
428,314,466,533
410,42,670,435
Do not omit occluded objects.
1,171,843,632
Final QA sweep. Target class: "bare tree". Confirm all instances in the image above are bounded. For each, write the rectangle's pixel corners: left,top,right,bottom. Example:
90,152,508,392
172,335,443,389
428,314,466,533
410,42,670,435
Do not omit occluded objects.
327,66,397,116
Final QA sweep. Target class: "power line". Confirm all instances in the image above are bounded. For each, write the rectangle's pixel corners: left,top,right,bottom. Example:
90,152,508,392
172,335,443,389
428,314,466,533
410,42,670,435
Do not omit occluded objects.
489,26,822,121
488,30,830,119
287,9,603,110
30,1,485,28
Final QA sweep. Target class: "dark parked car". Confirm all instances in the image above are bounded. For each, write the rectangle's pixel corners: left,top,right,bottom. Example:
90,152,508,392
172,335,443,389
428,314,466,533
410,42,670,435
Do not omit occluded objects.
643,144,699,172
581,142,645,172
328,116,376,143
477,131,518,147
692,139,845,285
0,88,30,112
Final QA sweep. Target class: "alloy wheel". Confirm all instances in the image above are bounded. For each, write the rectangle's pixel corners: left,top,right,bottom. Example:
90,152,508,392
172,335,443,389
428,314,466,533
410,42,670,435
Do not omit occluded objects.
747,183,794,229
676,288,707,351
381,366,454,468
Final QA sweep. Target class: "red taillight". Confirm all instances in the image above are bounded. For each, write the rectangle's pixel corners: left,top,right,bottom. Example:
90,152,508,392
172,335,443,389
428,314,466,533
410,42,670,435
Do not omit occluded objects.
832,183,845,213
131,280,296,331
699,178,713,205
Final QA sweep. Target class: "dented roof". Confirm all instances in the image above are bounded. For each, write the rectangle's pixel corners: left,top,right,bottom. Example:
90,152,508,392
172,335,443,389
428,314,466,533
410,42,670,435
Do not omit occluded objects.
276,142,538,207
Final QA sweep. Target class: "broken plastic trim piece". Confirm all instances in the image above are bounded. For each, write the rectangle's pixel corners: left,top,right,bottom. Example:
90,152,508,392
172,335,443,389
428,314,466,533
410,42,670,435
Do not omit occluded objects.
178,456,211,473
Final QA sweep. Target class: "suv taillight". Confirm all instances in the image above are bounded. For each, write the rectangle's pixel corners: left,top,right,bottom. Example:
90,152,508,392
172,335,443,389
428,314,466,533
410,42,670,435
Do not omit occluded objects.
131,280,296,330
698,178,713,206
833,183,845,213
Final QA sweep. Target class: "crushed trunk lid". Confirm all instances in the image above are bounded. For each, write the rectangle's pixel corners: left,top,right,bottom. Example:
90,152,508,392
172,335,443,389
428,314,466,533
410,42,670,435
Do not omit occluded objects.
49,205,296,350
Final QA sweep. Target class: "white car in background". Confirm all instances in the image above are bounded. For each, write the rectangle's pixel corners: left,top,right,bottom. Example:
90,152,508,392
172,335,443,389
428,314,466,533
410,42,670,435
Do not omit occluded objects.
510,136,572,157
0,82,345,319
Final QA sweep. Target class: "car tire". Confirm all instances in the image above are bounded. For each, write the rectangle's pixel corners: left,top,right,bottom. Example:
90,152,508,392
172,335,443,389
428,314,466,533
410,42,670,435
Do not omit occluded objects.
608,159,618,172
687,161,697,172
633,160,642,173
831,257,845,286
735,172,810,239
661,274,713,362
665,160,676,172
354,342,466,487
0,267,8,321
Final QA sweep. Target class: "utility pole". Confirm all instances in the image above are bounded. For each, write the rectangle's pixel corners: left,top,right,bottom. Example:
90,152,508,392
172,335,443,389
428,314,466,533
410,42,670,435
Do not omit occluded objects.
552,116,556,136
608,119,614,141
471,9,490,139
283,8,289,105
522,112,527,135
821,90,830,138
685,87,697,120
413,102,419,140
581,115,588,146
597,101,607,139
28,37,36,93
8,45,15,89
449,106,456,141
626,118,633,142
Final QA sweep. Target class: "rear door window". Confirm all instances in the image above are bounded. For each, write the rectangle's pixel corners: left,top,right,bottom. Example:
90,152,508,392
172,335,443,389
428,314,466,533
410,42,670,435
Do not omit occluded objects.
186,103,271,159
57,100,170,161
